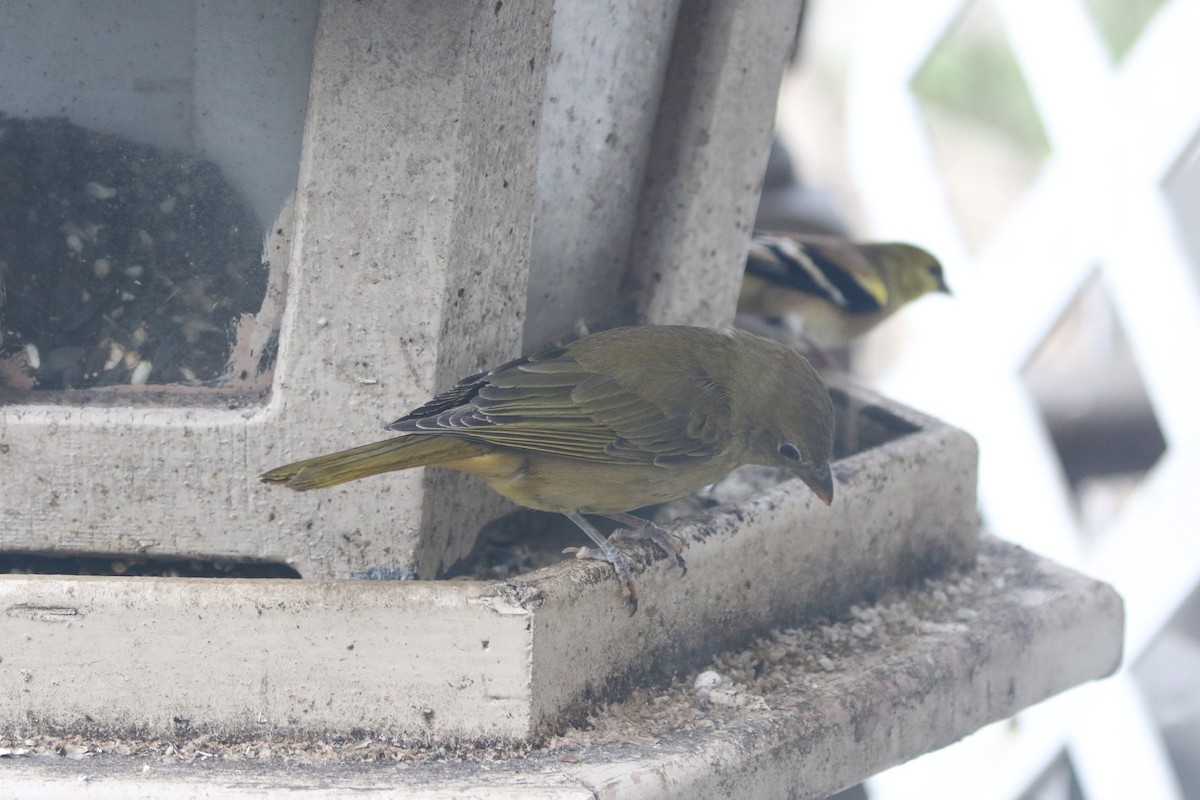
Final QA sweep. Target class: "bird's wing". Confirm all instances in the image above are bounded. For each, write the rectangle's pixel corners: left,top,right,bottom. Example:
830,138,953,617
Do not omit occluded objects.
386,347,728,465
747,233,889,315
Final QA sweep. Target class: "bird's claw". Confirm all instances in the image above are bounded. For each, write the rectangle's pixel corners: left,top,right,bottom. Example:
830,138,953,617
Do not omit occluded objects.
563,543,640,614
608,523,688,576
563,512,684,613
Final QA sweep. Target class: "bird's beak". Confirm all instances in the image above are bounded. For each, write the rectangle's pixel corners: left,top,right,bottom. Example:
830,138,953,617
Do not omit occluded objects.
796,463,834,506
936,274,952,295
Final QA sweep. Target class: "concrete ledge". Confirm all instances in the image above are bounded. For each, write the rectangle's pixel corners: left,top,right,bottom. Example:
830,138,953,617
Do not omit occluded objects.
0,536,1124,799
0,379,979,742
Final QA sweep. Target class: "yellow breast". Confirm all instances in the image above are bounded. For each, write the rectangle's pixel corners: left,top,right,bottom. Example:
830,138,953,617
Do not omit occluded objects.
442,449,736,514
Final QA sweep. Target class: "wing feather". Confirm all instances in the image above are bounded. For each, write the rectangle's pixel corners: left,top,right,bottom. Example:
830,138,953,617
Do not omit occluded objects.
748,232,889,314
385,344,729,465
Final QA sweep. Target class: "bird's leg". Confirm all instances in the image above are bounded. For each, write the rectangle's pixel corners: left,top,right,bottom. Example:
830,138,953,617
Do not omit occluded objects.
600,512,687,575
562,510,640,613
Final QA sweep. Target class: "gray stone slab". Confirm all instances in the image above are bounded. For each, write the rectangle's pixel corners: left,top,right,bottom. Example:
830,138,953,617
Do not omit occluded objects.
0,536,1123,799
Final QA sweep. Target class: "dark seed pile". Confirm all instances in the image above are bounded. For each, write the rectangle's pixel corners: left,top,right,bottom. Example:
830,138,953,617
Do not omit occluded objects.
0,551,300,579
0,114,267,391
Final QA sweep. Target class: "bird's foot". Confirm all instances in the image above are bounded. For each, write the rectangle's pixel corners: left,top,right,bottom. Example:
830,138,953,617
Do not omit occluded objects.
603,514,688,575
562,510,686,614
563,542,640,614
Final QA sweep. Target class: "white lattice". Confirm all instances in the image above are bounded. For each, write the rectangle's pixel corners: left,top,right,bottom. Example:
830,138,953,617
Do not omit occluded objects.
841,0,1200,797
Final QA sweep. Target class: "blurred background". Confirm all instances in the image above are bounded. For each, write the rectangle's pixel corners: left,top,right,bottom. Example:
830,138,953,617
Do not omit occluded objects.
761,0,1200,798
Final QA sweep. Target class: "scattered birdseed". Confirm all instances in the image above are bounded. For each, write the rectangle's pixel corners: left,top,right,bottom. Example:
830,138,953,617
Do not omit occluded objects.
22,343,40,370
130,360,153,385
103,343,124,371
84,181,117,200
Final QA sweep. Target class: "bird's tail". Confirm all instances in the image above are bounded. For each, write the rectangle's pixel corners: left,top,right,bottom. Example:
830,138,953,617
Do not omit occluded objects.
260,435,488,491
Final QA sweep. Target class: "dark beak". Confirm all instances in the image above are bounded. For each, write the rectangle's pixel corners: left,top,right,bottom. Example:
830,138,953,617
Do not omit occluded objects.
797,463,834,506
936,273,952,295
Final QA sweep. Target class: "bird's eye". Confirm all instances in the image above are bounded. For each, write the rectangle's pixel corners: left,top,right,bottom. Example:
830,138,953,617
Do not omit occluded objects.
778,442,801,461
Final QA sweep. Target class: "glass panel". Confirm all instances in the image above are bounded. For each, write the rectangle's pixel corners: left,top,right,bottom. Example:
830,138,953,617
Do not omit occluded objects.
0,0,317,398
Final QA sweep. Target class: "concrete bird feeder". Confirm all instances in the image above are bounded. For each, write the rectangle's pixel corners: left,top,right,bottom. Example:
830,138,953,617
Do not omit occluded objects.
1,1,1122,792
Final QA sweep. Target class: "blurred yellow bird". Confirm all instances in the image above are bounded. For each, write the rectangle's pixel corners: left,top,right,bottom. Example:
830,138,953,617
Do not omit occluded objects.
738,232,951,348
262,325,836,611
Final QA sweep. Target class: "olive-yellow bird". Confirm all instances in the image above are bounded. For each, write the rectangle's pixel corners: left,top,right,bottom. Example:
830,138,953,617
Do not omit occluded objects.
738,232,951,348
262,325,836,610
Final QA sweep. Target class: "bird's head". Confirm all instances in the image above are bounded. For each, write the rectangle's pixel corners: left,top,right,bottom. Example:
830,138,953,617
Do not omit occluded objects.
871,243,951,306
733,332,836,505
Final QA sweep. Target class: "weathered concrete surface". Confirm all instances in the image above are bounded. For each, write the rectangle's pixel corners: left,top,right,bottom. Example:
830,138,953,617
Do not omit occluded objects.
0,380,979,742
526,0,682,345
527,0,805,343
0,576,535,741
0,0,555,581
0,537,1123,799
624,0,803,328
